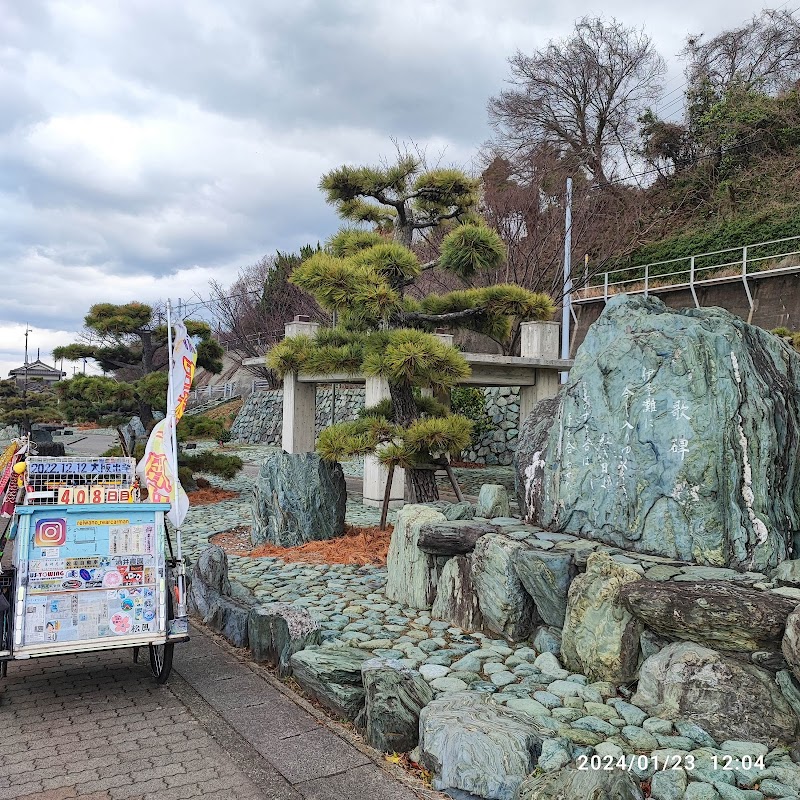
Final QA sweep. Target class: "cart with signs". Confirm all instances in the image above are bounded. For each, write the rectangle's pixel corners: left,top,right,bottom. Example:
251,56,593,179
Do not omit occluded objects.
0,455,189,683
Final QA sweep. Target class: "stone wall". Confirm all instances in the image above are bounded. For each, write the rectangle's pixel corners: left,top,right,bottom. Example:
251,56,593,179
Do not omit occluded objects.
461,387,520,466
230,387,366,444
231,385,523,464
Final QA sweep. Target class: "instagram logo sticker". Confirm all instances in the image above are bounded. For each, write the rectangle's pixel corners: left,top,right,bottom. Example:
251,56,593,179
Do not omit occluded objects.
34,518,67,548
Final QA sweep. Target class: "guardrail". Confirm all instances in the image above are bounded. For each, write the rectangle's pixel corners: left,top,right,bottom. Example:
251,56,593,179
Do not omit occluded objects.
574,235,800,310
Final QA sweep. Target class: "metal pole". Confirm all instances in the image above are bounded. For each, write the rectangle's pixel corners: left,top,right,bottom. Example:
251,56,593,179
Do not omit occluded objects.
165,300,187,621
23,324,31,436
561,177,573,383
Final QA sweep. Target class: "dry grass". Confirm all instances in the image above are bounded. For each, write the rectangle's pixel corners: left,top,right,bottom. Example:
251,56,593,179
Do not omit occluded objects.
202,398,244,425
211,524,394,565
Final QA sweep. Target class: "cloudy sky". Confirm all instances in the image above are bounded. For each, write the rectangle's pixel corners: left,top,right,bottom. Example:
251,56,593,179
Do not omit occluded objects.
1,0,769,379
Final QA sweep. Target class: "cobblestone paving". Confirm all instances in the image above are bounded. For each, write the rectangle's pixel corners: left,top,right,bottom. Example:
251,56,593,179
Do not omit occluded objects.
0,648,266,800
0,626,423,800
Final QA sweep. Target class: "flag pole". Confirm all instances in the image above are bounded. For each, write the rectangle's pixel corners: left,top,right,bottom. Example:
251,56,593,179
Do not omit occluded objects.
165,300,187,624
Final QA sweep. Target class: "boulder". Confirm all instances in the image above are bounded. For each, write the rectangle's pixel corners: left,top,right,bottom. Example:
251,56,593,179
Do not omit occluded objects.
532,626,562,656
444,501,476,520
514,395,560,522
514,767,644,800
431,554,484,632
195,545,231,594
476,484,510,518
187,545,231,619
386,505,448,609
525,295,800,571
775,559,800,586
782,605,800,681
777,669,800,720
621,580,798,652
248,603,321,677
419,692,543,800
356,658,433,753
204,596,251,648
631,642,799,747
472,534,537,642
251,452,346,547
417,520,497,555
514,549,577,628
289,647,372,721
560,552,643,683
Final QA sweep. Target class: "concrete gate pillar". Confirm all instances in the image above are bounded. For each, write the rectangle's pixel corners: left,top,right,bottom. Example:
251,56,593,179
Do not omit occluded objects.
519,321,561,423
281,318,319,454
362,376,405,507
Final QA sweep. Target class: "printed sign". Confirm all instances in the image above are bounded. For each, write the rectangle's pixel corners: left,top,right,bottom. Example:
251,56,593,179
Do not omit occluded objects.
34,518,67,547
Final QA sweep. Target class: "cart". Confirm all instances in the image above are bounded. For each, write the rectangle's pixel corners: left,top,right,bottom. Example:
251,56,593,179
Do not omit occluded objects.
0,455,189,683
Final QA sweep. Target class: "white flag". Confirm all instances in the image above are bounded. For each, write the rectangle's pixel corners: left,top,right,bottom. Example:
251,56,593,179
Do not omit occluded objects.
170,318,198,424
137,416,189,528
137,317,198,528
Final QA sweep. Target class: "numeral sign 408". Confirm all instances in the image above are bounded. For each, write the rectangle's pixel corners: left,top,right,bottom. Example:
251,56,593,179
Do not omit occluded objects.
57,487,135,504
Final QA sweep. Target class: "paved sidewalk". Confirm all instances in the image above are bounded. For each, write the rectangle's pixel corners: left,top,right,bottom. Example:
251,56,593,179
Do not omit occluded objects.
0,624,427,800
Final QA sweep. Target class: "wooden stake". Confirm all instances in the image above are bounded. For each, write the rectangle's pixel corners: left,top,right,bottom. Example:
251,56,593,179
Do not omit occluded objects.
380,463,395,531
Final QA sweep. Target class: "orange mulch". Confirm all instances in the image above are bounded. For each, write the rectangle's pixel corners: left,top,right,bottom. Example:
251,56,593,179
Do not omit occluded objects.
211,524,394,566
188,487,239,505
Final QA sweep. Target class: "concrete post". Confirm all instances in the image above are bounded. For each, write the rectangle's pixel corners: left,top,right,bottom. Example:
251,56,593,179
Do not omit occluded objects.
281,319,319,454
519,321,561,423
362,376,405,508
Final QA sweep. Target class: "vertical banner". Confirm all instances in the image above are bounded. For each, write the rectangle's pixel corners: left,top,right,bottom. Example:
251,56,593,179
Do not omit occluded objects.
138,416,188,528
1,440,27,517
171,319,197,425
137,316,198,529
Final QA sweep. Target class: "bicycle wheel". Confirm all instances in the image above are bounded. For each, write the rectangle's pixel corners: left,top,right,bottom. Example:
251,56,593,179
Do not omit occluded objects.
149,639,174,683
149,578,175,683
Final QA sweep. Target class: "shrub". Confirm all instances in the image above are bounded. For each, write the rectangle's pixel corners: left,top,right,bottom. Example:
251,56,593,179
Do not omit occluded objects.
451,387,495,451
180,451,243,480
177,415,226,441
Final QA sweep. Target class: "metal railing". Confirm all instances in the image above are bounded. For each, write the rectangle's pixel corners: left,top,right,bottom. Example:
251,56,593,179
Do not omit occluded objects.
186,382,241,407
574,234,800,310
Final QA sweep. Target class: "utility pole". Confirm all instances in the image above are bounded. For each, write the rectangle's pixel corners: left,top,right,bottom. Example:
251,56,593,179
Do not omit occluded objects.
23,323,31,436
561,178,573,383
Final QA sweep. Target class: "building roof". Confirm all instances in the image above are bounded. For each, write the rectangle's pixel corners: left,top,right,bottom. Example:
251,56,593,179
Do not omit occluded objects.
8,359,67,379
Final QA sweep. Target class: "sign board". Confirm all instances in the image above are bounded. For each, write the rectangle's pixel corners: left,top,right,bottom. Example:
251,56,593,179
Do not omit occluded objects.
13,504,169,654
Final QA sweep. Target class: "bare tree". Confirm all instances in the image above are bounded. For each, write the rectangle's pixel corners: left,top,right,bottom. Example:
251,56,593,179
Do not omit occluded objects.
488,16,665,184
208,251,328,382
685,9,800,96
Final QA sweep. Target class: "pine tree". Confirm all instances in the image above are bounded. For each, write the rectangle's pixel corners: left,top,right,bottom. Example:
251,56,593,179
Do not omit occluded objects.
268,155,555,502
54,302,223,426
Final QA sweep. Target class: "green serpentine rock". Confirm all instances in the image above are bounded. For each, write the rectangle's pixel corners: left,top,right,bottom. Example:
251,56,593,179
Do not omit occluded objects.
248,603,321,678
524,295,800,571
632,642,800,747
251,452,346,547
290,646,372,721
560,552,643,683
356,658,433,753
386,504,447,609
514,767,644,800
620,579,798,652
472,534,537,642
419,692,544,800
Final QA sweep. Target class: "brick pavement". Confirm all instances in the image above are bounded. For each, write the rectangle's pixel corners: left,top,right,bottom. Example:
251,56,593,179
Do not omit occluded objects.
0,625,428,800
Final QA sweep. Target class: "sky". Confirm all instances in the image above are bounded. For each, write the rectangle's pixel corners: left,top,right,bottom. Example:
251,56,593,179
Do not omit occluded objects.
0,0,771,380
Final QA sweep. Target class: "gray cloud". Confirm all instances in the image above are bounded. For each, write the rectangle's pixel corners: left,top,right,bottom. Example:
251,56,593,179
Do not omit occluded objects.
0,0,768,378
